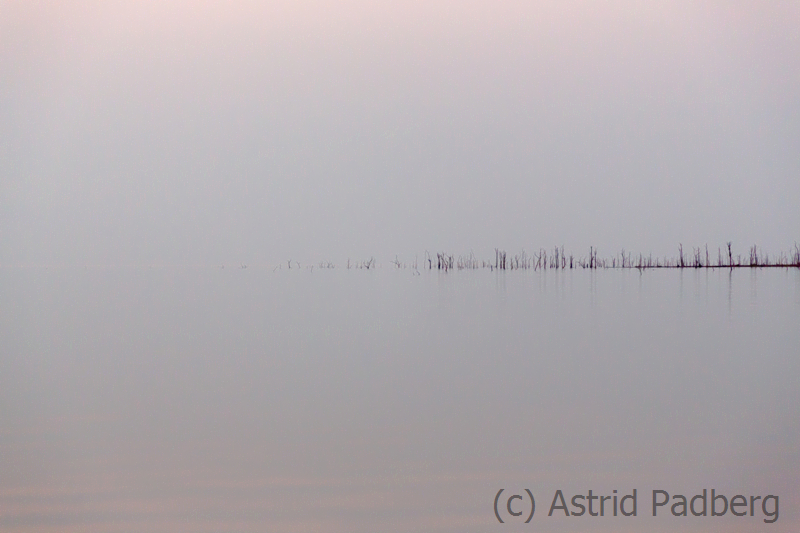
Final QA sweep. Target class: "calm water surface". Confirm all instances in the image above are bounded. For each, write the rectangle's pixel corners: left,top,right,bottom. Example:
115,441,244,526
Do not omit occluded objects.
2,267,799,532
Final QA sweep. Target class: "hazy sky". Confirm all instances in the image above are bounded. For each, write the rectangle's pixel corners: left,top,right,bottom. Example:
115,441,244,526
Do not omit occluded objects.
2,1,799,265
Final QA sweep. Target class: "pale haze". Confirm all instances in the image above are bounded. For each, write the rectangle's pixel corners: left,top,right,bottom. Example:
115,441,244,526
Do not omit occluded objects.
2,1,799,265
2,3,800,533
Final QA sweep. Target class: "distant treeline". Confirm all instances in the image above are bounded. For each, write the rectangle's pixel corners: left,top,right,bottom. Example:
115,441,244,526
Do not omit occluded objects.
423,244,800,271
424,243,800,271
311,243,799,272
269,243,800,272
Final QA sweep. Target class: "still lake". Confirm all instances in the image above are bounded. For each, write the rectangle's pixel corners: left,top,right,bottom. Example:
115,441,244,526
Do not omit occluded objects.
2,266,799,532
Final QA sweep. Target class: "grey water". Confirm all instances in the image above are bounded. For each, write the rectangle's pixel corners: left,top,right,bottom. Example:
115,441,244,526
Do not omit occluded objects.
1,267,799,532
